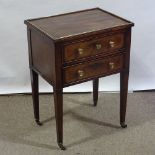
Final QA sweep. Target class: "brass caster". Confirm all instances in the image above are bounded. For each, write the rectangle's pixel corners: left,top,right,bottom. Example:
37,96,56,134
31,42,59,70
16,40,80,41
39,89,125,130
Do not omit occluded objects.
120,122,127,128
58,143,66,150
36,120,43,126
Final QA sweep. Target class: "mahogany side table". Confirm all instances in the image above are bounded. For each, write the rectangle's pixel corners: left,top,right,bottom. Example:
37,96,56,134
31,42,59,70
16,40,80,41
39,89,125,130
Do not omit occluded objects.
24,8,134,150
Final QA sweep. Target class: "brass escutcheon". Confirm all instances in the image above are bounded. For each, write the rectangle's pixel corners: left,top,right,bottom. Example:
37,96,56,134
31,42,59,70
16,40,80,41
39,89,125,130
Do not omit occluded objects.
96,44,102,50
78,48,84,55
78,70,84,77
109,41,115,48
109,62,115,69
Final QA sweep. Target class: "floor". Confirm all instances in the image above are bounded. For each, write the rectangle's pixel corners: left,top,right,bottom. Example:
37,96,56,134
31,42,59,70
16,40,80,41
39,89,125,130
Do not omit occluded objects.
0,92,155,155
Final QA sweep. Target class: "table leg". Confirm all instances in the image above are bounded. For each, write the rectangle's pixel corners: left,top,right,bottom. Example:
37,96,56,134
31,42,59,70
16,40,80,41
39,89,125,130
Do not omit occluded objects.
30,69,42,126
120,71,129,128
53,87,66,150
93,78,99,106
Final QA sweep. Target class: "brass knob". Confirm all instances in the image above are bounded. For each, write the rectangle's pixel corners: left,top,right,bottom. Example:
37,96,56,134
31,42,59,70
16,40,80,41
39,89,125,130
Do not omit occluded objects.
78,48,84,55
96,44,102,50
109,41,115,48
78,70,84,77
109,62,115,69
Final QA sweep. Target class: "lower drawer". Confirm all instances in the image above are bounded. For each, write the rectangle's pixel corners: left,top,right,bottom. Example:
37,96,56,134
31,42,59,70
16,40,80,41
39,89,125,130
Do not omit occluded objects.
63,54,123,84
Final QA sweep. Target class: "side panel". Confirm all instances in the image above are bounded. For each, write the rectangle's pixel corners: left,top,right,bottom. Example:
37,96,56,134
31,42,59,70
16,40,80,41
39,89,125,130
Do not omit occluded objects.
30,29,55,84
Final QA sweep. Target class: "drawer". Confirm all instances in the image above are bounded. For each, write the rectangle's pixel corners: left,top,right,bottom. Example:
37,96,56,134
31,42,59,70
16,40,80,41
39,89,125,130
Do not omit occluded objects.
63,54,123,84
64,33,124,62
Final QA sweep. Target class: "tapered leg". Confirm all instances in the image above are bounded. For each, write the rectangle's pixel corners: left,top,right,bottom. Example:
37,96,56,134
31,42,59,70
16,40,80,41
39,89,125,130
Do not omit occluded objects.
30,69,42,126
120,71,129,128
53,87,66,150
93,78,99,106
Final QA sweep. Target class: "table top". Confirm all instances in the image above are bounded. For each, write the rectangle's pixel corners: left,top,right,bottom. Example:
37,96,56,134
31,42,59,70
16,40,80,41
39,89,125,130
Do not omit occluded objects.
25,8,133,41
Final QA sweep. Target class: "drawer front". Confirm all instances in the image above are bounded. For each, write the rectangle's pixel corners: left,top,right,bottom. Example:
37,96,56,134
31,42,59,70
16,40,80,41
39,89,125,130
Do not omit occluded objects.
64,34,124,62
63,55,123,84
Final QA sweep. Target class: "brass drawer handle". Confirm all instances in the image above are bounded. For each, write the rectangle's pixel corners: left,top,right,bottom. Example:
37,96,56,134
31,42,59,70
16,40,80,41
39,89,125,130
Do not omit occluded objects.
109,62,115,69
96,44,102,50
78,48,84,55
109,41,115,48
78,70,84,77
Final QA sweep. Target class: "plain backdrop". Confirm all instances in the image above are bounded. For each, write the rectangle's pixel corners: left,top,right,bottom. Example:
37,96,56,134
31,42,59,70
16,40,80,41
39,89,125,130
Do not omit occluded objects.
0,0,155,94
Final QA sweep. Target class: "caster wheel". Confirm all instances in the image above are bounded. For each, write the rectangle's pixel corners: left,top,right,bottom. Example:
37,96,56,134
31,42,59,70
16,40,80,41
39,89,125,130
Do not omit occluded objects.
120,122,127,128
36,120,43,126
58,143,66,150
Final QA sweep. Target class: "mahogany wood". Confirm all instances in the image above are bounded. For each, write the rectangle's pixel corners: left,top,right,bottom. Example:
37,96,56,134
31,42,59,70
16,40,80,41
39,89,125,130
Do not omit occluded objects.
25,8,134,150
63,54,123,84
64,33,124,62
93,78,99,106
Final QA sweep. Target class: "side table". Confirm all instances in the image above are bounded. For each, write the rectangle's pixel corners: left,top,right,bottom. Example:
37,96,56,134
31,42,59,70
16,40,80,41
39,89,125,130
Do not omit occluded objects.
24,8,134,150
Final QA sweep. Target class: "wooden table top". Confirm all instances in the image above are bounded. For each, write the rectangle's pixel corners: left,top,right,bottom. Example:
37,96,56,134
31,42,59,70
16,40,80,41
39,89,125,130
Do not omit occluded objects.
25,8,133,41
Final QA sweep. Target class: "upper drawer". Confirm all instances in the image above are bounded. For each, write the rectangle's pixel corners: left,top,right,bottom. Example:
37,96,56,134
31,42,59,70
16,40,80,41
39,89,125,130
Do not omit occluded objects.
64,33,124,62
